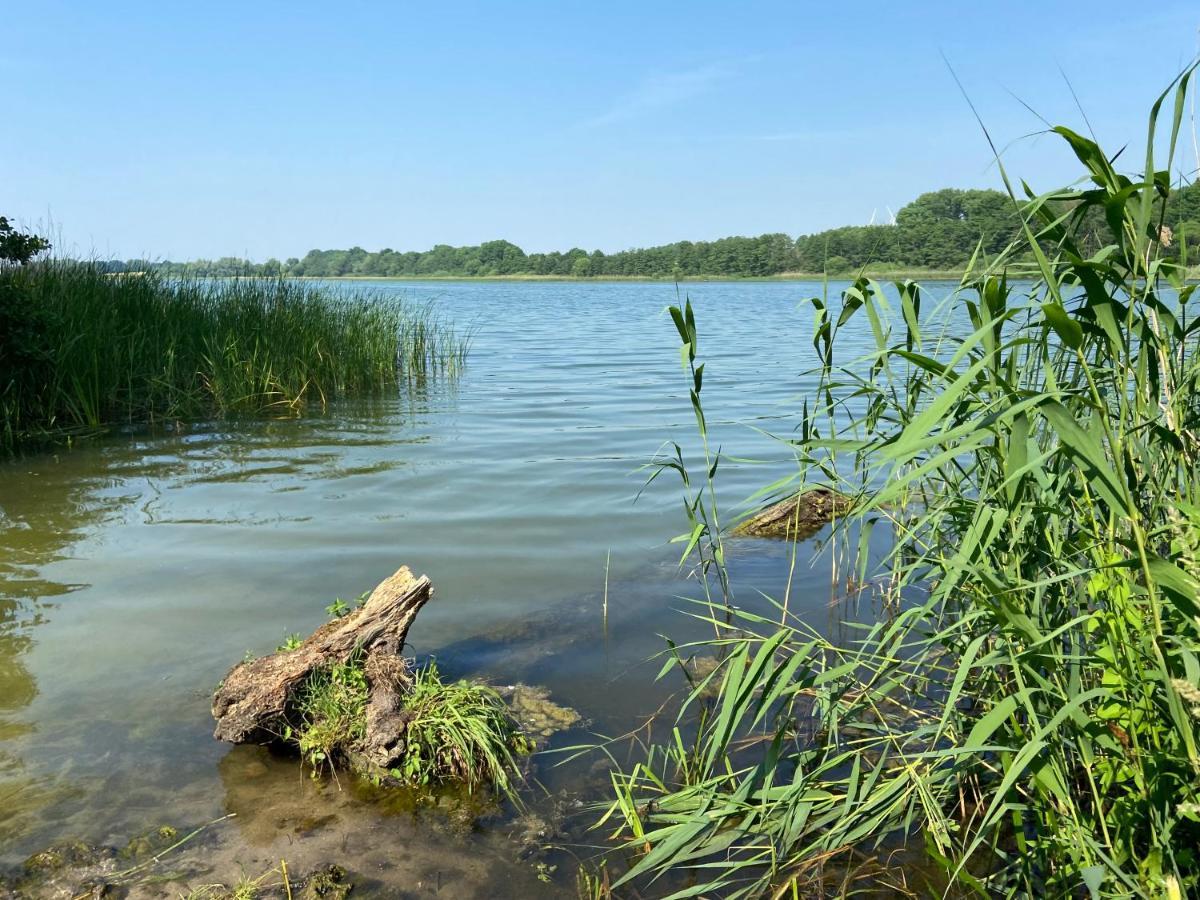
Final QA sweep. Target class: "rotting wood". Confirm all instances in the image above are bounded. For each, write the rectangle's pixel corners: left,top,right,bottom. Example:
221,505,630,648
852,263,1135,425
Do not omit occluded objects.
211,566,431,747
733,488,852,540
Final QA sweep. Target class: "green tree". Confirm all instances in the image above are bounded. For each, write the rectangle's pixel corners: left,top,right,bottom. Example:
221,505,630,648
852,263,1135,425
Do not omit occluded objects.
1166,180,1200,225
144,182,1035,280
1175,219,1200,261
0,217,50,264
478,239,527,275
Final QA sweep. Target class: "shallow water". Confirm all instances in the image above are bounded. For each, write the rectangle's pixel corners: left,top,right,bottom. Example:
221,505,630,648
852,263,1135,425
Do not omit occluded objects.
0,279,914,895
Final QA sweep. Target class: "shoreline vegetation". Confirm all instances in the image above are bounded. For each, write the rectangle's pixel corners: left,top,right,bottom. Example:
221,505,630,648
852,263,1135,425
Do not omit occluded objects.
0,260,469,450
585,69,1200,898
103,181,1200,282
287,268,974,282
286,267,1200,283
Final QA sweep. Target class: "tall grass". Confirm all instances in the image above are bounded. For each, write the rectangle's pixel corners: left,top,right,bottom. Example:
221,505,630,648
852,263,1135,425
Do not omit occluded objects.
0,261,469,447
597,70,1200,897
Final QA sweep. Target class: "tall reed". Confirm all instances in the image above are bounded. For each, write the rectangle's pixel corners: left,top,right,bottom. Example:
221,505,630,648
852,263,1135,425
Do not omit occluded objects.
597,69,1200,898
0,262,469,447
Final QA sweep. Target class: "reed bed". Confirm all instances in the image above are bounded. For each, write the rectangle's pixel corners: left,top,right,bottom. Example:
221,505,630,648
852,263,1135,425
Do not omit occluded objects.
595,69,1200,898
0,262,469,447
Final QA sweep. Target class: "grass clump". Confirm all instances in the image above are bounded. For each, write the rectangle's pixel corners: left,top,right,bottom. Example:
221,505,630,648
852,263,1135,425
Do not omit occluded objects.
389,661,532,794
0,261,469,448
291,655,529,798
599,68,1200,898
294,656,370,773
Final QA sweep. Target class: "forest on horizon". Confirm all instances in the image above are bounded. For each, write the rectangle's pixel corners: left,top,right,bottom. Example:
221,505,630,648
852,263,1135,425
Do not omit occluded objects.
110,183,1200,279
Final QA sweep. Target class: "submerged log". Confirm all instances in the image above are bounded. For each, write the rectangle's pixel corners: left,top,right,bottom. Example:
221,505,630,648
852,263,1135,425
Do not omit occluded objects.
211,566,432,745
733,488,852,540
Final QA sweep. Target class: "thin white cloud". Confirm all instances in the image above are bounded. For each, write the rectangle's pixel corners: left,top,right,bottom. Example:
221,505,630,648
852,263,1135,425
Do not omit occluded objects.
583,64,730,128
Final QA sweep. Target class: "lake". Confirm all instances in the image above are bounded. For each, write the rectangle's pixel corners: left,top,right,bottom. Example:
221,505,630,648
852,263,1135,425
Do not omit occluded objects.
0,279,902,896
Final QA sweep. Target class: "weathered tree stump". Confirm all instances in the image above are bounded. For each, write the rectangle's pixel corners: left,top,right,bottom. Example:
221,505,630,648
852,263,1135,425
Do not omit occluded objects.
733,488,852,540
211,566,432,751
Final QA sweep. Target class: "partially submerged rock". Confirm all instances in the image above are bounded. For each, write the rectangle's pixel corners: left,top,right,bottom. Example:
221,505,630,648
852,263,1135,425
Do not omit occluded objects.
5,831,179,899
297,864,351,900
733,488,852,540
496,685,581,743
22,842,108,876
683,655,725,699
3,848,355,900
120,825,179,861
508,793,585,863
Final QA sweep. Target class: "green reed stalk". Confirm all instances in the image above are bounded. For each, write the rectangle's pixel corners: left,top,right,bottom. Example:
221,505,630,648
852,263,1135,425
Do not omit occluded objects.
598,68,1200,899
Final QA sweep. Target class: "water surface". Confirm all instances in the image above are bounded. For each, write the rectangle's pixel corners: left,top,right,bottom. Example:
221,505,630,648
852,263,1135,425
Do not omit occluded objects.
0,279,907,895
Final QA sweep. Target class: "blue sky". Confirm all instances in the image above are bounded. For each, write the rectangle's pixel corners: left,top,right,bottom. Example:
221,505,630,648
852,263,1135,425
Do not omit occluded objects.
4,2,1199,260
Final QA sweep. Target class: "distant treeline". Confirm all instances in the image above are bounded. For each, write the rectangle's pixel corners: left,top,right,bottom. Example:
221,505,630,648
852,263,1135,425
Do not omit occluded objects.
109,184,1200,279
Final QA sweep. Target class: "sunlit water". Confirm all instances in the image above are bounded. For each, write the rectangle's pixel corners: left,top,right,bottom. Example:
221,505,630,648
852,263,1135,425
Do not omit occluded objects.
0,279,924,896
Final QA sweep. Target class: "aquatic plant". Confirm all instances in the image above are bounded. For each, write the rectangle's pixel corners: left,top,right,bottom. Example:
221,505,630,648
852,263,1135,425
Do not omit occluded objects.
294,654,370,773
277,633,304,652
0,261,470,448
291,654,529,798
575,861,613,900
391,661,532,795
599,68,1200,897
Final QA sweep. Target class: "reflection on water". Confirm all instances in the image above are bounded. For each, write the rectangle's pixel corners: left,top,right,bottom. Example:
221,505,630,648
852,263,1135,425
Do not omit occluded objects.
0,279,913,893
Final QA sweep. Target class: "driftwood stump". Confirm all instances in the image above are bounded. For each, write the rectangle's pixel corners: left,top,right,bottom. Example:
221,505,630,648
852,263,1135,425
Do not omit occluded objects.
211,566,432,761
733,488,852,540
